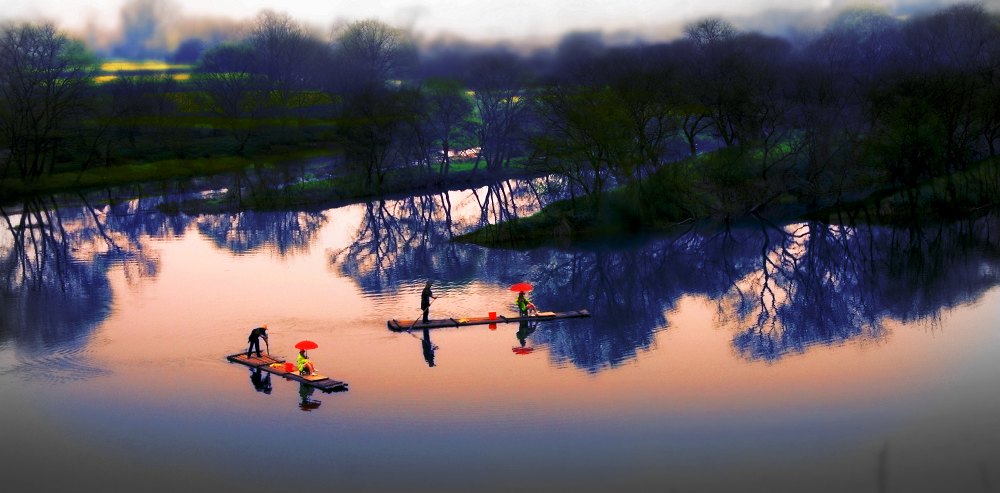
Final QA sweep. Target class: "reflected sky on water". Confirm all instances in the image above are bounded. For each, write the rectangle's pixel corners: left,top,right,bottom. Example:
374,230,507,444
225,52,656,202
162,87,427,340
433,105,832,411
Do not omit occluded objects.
2,184,1000,492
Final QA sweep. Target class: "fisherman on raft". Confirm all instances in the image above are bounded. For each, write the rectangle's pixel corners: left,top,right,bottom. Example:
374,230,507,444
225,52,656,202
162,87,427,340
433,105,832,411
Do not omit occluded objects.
421,280,438,324
246,324,268,358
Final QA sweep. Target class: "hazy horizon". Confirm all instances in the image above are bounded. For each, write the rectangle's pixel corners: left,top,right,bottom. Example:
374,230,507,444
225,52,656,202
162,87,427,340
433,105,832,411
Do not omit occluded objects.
5,0,1000,54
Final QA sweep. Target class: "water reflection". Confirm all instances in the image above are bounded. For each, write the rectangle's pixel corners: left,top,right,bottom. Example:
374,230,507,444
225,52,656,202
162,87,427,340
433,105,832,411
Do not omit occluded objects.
103,194,193,243
333,180,551,295
196,211,326,256
725,218,1000,361
526,243,709,372
466,180,551,243
334,210,1000,370
0,197,160,380
249,367,272,394
725,221,889,361
333,197,450,293
4,182,1000,376
513,319,537,355
516,319,537,348
415,328,435,367
298,383,321,411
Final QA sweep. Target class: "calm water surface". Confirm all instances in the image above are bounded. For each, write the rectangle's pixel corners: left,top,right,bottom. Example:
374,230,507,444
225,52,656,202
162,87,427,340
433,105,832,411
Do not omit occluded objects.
2,184,999,493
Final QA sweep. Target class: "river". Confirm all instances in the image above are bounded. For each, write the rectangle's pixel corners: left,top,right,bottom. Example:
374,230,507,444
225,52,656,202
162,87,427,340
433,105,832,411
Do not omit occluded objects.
2,181,999,492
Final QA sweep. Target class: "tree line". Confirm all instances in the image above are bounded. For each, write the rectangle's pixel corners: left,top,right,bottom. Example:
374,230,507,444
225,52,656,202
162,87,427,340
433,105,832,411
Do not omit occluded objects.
1,4,999,220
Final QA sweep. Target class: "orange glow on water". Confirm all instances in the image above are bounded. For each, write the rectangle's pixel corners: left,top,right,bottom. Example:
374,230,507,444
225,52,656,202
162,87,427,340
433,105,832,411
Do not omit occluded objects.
75,216,1000,430
5,197,1000,493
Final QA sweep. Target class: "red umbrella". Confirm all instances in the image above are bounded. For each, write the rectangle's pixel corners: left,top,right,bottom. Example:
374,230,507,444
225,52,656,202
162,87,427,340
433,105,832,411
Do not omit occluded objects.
512,347,534,355
509,282,533,293
294,340,318,350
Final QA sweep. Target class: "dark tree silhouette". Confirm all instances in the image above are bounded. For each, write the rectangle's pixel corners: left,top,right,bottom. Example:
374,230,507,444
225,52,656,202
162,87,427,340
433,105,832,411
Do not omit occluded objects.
0,23,97,181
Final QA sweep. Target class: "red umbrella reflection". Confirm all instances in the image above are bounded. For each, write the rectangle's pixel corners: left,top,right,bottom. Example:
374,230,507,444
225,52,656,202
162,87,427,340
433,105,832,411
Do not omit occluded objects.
512,347,534,355
294,340,318,350
509,282,533,293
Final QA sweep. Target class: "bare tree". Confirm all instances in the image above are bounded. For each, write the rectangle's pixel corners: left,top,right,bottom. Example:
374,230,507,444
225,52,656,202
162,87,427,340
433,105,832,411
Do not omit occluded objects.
534,81,633,220
0,22,96,181
331,20,420,190
248,11,330,116
467,51,529,172
193,42,265,154
338,87,426,190
332,19,417,95
684,17,736,47
422,78,473,176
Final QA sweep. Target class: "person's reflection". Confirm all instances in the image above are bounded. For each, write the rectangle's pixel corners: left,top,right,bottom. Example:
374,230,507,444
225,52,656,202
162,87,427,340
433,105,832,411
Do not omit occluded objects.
421,327,437,367
298,383,321,411
249,367,272,395
516,319,536,348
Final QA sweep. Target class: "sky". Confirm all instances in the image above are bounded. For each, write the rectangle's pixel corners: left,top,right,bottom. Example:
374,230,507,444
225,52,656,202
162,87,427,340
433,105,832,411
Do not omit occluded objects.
2,0,995,44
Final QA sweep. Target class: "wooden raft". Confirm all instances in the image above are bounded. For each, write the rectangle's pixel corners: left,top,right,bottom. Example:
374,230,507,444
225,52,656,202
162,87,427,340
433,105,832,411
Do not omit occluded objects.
225,353,348,392
386,309,590,331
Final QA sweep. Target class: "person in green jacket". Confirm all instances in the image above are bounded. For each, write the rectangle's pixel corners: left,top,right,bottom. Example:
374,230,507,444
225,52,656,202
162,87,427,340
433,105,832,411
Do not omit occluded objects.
516,291,536,316
297,349,317,376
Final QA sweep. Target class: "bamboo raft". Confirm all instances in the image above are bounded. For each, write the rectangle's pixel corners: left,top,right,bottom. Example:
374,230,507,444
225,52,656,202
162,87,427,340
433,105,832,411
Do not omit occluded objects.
225,353,348,392
386,309,590,331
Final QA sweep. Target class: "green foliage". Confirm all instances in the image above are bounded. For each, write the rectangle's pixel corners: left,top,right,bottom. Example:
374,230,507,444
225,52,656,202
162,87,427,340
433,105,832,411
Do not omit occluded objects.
1,155,256,197
860,156,1000,222
0,22,98,180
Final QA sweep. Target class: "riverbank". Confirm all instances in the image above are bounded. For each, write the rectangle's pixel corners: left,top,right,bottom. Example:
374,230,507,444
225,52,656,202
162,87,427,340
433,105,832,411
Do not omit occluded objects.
160,158,540,214
0,144,543,218
807,156,1000,226
457,154,1000,248
0,145,335,206
6,140,997,249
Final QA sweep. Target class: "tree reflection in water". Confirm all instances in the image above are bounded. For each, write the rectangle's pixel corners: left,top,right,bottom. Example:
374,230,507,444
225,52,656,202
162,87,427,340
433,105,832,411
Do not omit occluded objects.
196,211,326,256
460,178,564,245
0,197,161,380
335,200,1000,370
725,221,888,361
722,217,1000,361
5,183,999,376
333,179,553,294
524,228,766,372
334,193,474,294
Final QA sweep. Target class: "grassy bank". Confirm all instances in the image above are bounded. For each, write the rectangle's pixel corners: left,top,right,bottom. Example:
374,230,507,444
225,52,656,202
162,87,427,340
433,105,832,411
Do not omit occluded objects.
458,153,1000,248
455,157,708,247
165,159,538,214
0,146,339,204
810,156,1000,225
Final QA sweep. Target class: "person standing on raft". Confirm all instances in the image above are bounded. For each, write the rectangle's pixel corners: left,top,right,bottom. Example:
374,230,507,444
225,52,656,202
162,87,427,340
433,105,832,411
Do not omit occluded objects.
246,324,268,358
420,281,437,324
